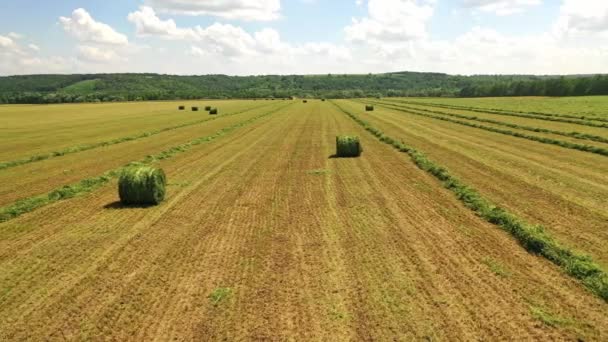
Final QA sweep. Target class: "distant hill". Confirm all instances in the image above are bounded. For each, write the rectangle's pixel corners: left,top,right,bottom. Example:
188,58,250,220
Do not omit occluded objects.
0,72,606,104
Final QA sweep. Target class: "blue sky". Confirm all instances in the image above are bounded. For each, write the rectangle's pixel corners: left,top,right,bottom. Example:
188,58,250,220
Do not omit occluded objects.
0,0,606,75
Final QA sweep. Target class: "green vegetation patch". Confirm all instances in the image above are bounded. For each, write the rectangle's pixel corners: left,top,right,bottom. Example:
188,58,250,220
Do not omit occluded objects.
307,169,331,175
61,79,99,94
481,257,511,278
529,305,570,327
118,165,166,205
209,287,232,306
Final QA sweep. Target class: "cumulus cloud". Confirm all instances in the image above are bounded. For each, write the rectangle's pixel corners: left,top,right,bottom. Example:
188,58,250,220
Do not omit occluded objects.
554,0,608,37
462,0,542,16
0,35,17,50
345,0,435,43
77,46,122,63
144,0,281,21
0,33,73,75
60,8,129,45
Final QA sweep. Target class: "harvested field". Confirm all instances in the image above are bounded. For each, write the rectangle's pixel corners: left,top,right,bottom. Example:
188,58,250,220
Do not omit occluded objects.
0,100,276,162
380,99,608,142
0,102,287,207
336,99,608,267
404,96,608,119
0,99,607,340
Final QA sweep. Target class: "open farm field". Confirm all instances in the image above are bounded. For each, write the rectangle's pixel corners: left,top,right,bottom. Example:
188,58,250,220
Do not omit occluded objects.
339,99,608,266
403,96,608,120
1,99,607,340
0,100,278,162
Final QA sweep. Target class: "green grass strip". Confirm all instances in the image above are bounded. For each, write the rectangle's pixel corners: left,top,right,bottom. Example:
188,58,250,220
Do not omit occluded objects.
0,103,291,223
0,102,278,171
372,100,608,145
388,99,608,129
332,100,608,302
364,101,608,157
403,100,608,123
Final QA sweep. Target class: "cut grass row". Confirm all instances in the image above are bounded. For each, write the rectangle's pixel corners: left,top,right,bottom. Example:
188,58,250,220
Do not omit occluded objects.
332,100,608,302
388,99,608,128
0,102,276,171
373,100,608,145
340,100,608,268
0,103,291,223
406,99,608,123
365,101,608,157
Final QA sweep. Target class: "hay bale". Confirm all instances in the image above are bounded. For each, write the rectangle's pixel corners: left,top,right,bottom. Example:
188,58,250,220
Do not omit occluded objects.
336,136,362,157
365,105,374,111
192,106,199,111
205,106,212,111
303,100,308,103
118,165,166,205
178,105,185,110
322,99,326,101
209,108,218,115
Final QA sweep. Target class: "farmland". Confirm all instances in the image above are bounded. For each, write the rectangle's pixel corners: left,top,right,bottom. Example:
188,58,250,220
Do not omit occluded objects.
1,98,607,340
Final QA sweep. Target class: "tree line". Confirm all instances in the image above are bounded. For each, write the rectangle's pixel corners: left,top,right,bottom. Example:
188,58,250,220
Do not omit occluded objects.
0,72,606,104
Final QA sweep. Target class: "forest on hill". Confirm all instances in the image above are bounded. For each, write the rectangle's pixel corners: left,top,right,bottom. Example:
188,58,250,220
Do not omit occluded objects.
0,72,607,104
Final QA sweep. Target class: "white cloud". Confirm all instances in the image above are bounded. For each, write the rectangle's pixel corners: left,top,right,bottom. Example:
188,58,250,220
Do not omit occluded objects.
129,6,289,57
77,46,122,63
0,35,17,50
144,0,281,21
462,0,542,16
8,32,23,39
60,8,128,45
28,44,40,51
554,0,608,37
345,0,435,43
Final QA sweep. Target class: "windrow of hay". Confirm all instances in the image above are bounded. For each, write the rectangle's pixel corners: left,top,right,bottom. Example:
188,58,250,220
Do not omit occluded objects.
0,102,292,222
366,101,608,157
336,135,362,157
118,165,166,205
332,100,608,302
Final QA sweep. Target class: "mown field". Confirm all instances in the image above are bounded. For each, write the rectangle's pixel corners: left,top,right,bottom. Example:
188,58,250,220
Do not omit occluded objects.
0,98,607,340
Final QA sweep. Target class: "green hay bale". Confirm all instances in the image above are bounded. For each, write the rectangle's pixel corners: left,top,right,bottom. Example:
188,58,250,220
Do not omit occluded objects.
192,107,199,111
336,136,362,157
118,165,166,205
178,105,185,110
209,108,218,115
365,105,374,111
205,106,212,111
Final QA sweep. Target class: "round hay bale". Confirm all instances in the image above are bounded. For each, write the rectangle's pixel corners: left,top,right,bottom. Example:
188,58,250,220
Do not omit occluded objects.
192,106,199,111
336,136,362,157
178,105,185,110
303,100,308,103
209,108,218,115
205,106,212,111
365,105,374,111
118,165,166,205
